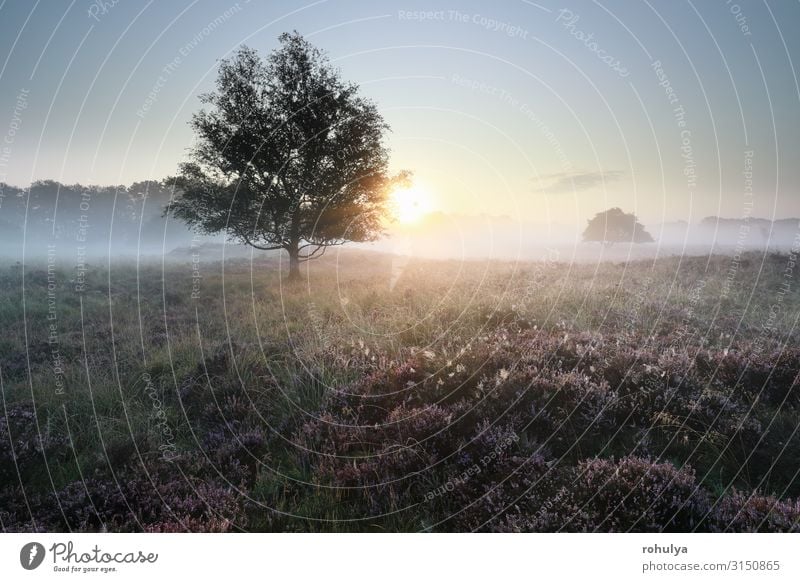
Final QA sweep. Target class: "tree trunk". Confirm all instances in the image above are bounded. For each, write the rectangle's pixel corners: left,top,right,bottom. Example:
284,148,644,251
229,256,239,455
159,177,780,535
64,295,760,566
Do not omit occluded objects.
287,244,301,282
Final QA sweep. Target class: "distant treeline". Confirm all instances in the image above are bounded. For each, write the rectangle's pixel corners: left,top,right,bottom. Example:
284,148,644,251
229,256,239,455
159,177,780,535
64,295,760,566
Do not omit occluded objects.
699,215,800,238
1,179,798,258
0,180,206,256
646,216,800,248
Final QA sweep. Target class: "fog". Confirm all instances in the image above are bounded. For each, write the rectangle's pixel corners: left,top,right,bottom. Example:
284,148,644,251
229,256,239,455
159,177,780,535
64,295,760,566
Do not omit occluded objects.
0,180,215,262
2,181,798,267
368,212,800,264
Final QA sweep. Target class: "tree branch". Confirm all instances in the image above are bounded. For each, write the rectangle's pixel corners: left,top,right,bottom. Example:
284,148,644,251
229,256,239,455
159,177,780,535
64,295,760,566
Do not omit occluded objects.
240,231,284,251
298,246,326,262
297,239,349,261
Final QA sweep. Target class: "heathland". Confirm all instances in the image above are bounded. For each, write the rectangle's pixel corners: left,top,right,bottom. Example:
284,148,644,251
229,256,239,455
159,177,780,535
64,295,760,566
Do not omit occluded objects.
1,250,799,531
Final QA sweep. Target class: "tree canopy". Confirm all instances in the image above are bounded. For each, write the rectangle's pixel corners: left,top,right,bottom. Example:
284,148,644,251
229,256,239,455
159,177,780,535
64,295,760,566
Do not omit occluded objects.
168,32,407,280
583,207,654,245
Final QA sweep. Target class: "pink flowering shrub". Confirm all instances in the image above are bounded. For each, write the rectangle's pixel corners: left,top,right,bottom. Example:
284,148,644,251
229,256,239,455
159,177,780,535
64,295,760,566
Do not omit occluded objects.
709,491,800,532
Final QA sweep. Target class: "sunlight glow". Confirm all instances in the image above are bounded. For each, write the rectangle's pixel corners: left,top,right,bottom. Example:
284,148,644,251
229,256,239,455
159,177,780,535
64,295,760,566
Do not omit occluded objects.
390,184,433,224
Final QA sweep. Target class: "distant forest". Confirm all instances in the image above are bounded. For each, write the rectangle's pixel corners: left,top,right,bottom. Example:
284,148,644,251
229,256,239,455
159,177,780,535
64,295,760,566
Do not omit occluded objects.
0,180,203,256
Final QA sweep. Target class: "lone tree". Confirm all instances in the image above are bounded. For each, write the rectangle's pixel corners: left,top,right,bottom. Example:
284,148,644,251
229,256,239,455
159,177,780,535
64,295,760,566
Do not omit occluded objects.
168,32,406,281
583,207,654,245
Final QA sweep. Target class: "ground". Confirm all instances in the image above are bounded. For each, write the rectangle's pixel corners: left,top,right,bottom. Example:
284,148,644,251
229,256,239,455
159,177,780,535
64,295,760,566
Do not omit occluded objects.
1,250,799,532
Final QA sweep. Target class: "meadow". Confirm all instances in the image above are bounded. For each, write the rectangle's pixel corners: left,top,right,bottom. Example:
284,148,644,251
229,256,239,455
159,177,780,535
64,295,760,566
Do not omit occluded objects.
1,249,799,532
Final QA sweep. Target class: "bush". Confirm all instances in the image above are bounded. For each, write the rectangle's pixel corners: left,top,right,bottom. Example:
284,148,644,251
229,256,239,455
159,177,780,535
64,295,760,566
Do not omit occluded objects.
710,491,800,532
522,457,712,532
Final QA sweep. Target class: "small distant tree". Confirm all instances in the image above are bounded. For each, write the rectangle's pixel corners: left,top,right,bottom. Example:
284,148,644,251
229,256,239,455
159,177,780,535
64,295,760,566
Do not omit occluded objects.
583,207,654,245
168,32,407,281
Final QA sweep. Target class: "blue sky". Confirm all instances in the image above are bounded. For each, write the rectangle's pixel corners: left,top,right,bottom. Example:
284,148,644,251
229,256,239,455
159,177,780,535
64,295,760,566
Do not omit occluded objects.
1,0,798,225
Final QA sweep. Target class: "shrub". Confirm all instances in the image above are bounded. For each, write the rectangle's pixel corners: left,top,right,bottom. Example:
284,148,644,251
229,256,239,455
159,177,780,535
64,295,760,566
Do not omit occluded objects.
710,491,800,532
528,457,712,532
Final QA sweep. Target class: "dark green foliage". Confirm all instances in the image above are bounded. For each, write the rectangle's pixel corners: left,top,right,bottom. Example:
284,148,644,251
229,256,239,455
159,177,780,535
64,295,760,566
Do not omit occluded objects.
583,207,654,244
168,32,407,280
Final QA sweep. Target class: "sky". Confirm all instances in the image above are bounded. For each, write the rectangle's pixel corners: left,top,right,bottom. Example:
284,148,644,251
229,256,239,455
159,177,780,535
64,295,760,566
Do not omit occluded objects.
1,0,798,227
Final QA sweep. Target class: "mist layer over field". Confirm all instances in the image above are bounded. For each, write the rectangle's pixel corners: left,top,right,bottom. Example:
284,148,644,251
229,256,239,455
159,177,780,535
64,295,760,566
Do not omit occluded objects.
2,181,798,267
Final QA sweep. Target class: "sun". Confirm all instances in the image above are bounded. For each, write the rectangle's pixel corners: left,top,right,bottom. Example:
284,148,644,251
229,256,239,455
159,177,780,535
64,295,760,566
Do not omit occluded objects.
390,184,433,224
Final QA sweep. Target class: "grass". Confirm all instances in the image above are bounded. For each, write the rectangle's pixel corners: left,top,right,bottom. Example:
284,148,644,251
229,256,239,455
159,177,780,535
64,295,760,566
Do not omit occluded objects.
1,249,799,531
